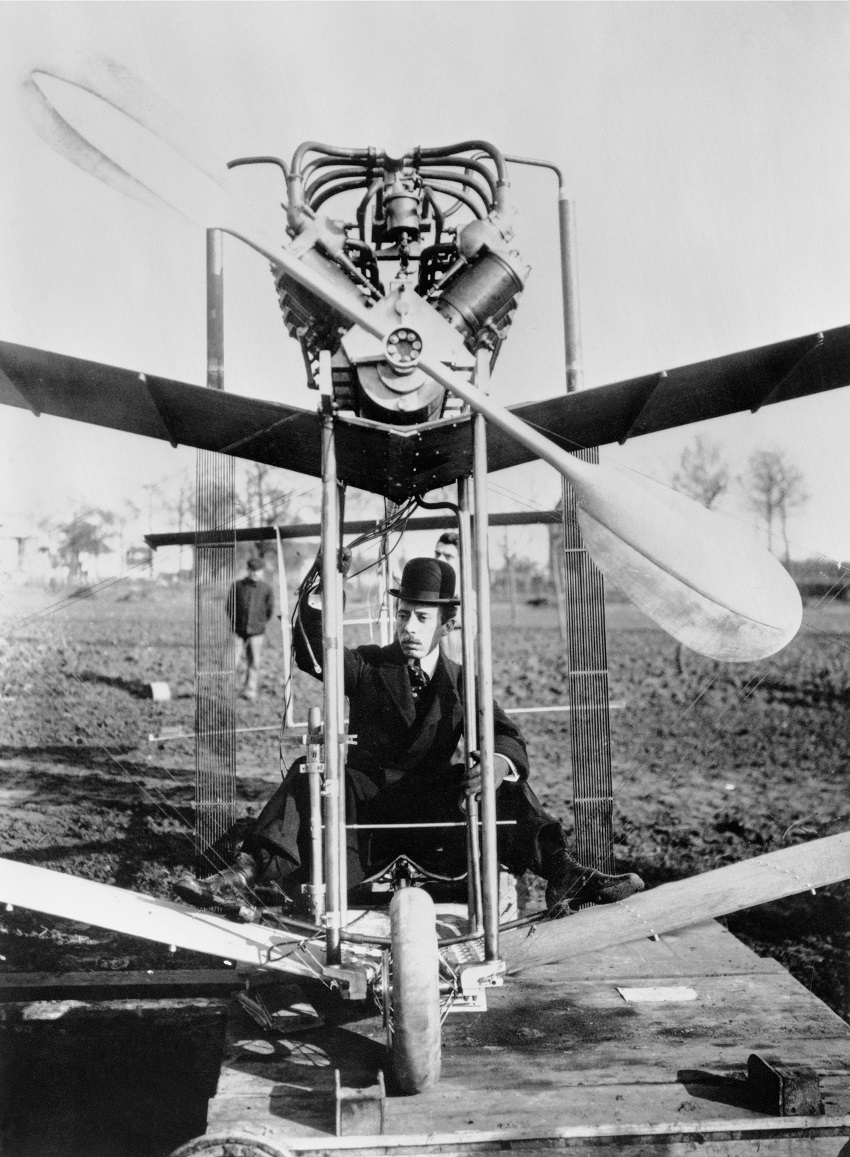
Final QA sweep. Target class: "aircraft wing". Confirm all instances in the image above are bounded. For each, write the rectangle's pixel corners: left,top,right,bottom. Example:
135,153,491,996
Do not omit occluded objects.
0,339,324,477
0,338,475,499
487,325,850,471
3,325,850,497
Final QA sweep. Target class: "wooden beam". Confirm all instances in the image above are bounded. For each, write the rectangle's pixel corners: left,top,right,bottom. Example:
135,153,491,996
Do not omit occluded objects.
502,831,850,974
0,857,325,978
2,832,847,983
0,970,249,1002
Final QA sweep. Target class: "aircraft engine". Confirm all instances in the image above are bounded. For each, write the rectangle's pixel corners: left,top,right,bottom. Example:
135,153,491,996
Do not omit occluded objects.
264,141,530,426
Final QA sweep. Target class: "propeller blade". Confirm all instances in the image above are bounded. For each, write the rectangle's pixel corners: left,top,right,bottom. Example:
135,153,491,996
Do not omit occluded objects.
574,466,802,662
19,56,246,231
21,66,802,661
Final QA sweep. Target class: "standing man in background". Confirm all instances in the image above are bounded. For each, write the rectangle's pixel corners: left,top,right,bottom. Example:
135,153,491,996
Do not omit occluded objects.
435,531,464,663
227,556,274,700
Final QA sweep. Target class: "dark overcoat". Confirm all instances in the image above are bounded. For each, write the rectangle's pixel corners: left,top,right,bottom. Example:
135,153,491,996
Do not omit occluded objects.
226,577,273,639
245,596,562,885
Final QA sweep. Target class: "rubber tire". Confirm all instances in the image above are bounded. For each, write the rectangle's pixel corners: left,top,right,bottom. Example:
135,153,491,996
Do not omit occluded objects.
389,886,442,1094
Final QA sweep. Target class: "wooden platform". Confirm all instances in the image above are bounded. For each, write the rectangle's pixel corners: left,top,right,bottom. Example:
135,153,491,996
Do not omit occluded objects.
206,921,850,1155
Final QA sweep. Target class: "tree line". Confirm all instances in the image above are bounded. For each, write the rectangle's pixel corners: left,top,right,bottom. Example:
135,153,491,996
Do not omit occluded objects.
50,442,814,590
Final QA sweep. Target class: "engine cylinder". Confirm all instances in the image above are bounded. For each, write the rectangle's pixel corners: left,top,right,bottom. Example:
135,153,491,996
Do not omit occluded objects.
276,246,365,355
435,248,526,344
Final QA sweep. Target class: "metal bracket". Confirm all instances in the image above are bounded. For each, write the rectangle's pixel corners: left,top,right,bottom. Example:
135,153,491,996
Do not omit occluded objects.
140,374,182,448
322,963,370,1002
0,365,41,417
749,332,824,413
335,1068,386,1136
747,1053,823,1117
618,371,667,445
457,958,506,996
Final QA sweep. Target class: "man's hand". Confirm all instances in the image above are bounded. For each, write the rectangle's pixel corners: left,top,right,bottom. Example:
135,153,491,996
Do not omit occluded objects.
460,752,511,798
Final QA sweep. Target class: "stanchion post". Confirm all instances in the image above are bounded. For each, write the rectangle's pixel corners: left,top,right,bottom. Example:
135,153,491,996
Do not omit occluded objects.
458,476,483,933
320,391,347,962
472,352,499,961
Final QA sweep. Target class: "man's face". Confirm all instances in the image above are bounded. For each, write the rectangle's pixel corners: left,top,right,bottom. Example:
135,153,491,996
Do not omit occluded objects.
434,541,459,571
395,599,453,659
248,567,264,583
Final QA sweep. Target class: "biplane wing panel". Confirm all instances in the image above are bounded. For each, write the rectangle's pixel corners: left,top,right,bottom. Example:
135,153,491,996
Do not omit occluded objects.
0,339,324,477
488,325,850,472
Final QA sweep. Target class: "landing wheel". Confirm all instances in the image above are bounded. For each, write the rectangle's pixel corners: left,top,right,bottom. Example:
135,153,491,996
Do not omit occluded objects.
388,886,441,1094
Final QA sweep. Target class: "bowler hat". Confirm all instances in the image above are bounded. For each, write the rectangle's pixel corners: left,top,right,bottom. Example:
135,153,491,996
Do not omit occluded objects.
389,557,459,605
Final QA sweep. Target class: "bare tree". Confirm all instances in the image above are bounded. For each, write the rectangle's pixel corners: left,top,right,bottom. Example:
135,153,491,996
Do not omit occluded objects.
166,473,194,573
115,498,141,574
58,510,115,582
743,448,808,561
236,462,292,528
672,436,730,509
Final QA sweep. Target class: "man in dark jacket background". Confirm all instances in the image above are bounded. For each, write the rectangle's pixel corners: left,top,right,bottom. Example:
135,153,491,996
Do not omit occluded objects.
226,556,274,700
179,557,643,916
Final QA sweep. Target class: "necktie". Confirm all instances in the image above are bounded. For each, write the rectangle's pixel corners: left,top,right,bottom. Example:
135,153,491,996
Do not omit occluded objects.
408,659,428,699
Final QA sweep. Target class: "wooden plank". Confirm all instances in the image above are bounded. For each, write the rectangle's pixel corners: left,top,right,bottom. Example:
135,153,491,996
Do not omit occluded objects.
210,1082,850,1150
203,925,850,1151
526,921,786,982
0,857,325,978
502,832,850,973
205,1103,850,1156
208,944,850,1139
0,969,251,1002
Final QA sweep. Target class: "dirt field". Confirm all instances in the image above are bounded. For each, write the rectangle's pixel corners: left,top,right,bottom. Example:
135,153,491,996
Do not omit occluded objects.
1,580,848,1020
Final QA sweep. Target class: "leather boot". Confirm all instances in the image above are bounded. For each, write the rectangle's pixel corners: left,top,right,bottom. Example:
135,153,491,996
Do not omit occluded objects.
173,852,259,909
544,850,644,915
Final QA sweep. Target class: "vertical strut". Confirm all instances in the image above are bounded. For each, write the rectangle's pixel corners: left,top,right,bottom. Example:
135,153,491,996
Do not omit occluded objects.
458,476,483,933
472,352,499,961
194,228,236,872
558,196,614,873
274,526,295,730
321,402,346,963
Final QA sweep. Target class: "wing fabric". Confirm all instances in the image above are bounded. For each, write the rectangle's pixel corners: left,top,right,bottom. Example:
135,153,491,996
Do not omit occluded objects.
489,325,850,471
0,339,323,478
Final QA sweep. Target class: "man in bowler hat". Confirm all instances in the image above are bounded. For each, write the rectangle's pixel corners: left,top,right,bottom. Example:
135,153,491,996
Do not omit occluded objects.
177,557,642,915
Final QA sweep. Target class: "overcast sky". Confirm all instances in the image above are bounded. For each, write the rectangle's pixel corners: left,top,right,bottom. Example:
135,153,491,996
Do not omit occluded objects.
1,2,850,566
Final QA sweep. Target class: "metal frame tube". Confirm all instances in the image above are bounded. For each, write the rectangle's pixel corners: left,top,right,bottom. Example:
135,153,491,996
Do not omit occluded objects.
472,354,499,961
206,230,224,392
321,414,346,962
457,476,483,933
379,499,395,647
558,193,583,395
274,526,295,730
305,705,325,923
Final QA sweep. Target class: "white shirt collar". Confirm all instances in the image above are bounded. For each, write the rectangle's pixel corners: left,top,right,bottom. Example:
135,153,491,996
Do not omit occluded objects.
413,645,441,680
